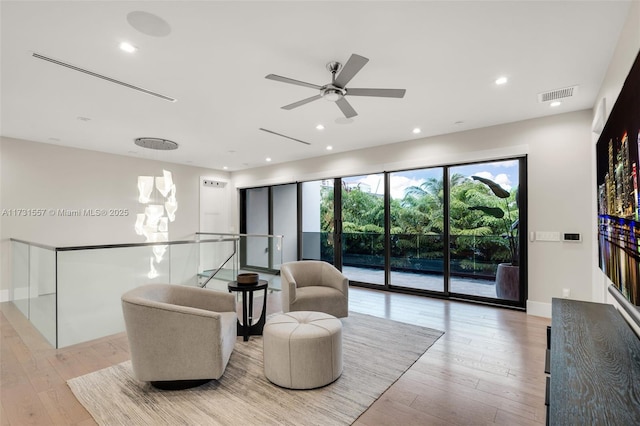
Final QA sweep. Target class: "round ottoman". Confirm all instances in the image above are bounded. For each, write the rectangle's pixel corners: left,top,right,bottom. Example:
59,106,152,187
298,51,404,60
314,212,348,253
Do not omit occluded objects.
263,311,342,389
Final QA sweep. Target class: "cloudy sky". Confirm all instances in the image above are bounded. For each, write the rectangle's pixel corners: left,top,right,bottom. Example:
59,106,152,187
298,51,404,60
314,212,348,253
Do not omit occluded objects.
343,160,519,199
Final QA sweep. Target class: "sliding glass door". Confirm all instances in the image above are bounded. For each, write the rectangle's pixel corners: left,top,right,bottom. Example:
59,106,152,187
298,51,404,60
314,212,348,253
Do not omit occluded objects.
340,174,385,286
301,180,334,264
449,160,522,301
240,156,526,308
272,184,297,268
241,184,298,271
389,168,445,292
244,187,269,268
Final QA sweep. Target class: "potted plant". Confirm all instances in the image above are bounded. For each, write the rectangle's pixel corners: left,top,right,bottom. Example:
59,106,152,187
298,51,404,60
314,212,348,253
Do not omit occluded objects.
469,175,520,300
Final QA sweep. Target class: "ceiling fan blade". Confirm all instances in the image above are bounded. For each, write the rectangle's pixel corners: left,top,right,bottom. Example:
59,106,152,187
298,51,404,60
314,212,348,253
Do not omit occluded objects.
334,54,369,88
282,94,322,110
335,97,357,118
265,74,322,90
347,88,406,98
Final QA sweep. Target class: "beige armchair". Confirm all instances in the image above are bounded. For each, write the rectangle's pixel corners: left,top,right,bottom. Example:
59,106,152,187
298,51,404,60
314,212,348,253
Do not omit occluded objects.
121,284,237,389
280,260,349,318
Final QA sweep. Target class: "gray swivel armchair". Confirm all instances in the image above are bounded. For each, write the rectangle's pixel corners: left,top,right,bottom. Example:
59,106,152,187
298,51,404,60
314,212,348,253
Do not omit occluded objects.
280,260,349,318
121,283,237,389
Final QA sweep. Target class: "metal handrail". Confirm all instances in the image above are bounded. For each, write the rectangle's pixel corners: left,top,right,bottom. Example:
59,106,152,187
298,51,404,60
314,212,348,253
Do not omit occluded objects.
200,249,237,288
10,236,238,252
196,232,284,239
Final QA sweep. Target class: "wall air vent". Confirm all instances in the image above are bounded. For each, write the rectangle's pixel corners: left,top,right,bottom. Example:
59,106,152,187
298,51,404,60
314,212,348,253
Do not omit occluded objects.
538,85,578,103
32,52,177,102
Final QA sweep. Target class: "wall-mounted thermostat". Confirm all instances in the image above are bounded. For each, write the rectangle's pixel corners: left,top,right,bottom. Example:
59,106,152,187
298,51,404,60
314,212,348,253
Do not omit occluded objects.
563,233,581,242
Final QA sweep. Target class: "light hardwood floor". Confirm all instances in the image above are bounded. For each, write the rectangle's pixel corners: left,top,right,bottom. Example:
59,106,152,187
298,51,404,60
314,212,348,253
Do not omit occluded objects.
1,287,550,425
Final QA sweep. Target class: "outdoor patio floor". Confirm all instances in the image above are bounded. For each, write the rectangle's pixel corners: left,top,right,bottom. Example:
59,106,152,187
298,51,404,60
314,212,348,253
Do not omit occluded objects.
342,266,498,298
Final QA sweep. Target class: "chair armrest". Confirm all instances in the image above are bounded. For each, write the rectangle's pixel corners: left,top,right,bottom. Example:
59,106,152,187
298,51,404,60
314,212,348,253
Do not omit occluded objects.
321,264,349,295
281,266,297,304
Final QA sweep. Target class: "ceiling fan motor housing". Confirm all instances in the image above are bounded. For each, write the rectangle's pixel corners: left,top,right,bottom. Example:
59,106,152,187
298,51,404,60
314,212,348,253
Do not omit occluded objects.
321,84,346,101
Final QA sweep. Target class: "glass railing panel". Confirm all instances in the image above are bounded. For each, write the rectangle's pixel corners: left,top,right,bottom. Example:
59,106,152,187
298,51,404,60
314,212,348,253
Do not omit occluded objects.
301,231,334,263
11,240,30,318
243,235,270,269
28,246,56,346
270,240,283,290
56,245,171,347
270,235,284,271
169,243,200,287
342,232,385,285
240,234,282,292
197,237,238,289
11,234,274,347
390,234,445,291
449,234,510,298
449,234,509,278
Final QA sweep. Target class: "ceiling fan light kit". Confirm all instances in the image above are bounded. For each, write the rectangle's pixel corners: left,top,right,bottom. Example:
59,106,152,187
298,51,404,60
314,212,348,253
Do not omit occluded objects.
266,53,406,118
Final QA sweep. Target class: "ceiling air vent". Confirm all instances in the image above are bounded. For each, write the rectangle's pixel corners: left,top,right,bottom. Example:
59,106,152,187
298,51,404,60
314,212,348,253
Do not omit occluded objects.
538,86,578,103
259,128,311,145
134,137,179,150
32,52,177,102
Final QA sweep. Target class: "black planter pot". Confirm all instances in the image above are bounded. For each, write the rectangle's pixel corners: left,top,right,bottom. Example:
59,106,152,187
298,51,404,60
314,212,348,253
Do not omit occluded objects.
495,263,519,301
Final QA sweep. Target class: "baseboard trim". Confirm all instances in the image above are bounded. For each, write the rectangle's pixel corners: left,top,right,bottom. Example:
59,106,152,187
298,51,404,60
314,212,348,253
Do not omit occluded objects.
527,300,551,318
0,289,9,303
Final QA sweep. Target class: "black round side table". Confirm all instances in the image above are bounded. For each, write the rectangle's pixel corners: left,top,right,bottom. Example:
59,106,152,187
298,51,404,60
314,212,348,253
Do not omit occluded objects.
227,280,268,341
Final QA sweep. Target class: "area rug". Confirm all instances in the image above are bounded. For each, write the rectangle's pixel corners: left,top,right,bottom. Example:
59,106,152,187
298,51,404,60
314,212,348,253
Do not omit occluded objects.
68,312,443,426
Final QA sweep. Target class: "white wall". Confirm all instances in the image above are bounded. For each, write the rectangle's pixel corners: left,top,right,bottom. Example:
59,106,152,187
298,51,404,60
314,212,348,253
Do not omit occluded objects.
591,2,640,320
199,176,232,234
231,110,593,317
0,136,231,298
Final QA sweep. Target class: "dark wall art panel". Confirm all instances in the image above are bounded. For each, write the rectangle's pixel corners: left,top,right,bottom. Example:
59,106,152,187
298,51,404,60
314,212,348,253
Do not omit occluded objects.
596,50,640,305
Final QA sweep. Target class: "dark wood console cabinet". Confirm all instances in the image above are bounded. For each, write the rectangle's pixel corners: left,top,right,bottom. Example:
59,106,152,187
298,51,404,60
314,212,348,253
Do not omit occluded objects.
548,298,640,424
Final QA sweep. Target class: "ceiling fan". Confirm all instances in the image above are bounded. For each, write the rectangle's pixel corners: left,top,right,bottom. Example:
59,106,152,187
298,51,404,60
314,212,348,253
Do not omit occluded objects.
265,53,406,118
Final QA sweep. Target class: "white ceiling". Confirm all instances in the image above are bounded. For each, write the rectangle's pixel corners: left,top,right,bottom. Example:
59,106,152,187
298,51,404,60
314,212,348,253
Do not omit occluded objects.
1,1,632,171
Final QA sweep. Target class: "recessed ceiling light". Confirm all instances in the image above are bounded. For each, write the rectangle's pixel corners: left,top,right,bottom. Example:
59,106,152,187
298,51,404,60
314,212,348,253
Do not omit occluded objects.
119,42,137,53
77,116,91,121
454,121,464,125
326,145,333,151
223,166,228,170
266,157,272,162
316,124,325,130
495,76,508,85
550,101,562,107
412,128,421,134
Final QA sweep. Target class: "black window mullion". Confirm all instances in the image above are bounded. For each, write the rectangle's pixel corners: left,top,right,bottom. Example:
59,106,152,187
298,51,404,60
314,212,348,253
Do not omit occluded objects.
384,172,391,288
334,178,343,270
296,182,303,261
443,166,451,296
518,157,528,305
268,187,273,269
